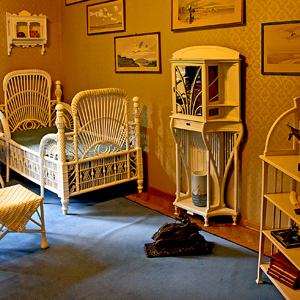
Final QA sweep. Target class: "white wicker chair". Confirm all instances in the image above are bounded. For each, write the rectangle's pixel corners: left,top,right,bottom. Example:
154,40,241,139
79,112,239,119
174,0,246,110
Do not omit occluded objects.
0,177,48,249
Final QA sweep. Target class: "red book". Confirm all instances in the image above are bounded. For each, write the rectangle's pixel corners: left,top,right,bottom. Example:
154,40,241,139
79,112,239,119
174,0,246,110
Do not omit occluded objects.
267,269,298,289
270,263,298,282
270,252,299,275
267,252,300,290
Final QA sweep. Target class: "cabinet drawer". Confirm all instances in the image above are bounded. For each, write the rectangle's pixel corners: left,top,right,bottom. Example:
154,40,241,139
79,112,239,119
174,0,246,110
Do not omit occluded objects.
173,119,204,132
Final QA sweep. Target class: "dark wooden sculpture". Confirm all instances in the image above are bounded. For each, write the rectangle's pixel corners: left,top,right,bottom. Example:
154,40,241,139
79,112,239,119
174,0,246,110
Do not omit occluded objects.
144,212,212,257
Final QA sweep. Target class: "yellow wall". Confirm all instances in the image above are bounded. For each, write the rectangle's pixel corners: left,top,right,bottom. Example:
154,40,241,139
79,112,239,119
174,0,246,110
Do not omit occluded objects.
1,1,300,225
0,0,62,95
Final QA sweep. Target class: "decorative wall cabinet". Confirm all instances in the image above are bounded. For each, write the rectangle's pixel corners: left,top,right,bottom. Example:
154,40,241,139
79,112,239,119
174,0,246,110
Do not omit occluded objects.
170,46,244,226
6,10,47,56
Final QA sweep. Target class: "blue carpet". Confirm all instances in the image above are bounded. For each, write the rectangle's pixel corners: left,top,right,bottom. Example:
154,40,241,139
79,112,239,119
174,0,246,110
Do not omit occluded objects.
0,178,284,300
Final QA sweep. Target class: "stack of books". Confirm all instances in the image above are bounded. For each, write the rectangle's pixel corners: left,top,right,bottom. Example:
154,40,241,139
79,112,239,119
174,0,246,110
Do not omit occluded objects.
267,252,300,289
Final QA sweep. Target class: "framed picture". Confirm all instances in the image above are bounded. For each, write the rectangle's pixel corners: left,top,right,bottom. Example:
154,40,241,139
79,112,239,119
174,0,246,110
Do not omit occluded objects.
87,0,125,35
262,20,300,75
66,0,89,5
114,32,161,73
171,0,244,31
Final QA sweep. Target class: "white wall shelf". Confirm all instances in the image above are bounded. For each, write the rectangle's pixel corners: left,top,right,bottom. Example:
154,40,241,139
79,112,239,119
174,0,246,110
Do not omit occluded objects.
6,10,47,56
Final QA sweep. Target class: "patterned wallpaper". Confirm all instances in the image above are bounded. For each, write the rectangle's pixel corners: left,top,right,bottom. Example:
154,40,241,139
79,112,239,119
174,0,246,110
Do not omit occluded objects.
59,0,300,225
0,0,300,226
236,1,300,223
0,0,61,101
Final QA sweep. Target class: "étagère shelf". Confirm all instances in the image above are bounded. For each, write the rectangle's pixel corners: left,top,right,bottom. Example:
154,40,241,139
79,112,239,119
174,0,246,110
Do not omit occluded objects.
170,46,244,226
256,97,300,300
6,10,47,56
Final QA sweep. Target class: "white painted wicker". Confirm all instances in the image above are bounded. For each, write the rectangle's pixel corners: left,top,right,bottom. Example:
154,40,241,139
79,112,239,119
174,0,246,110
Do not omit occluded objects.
3,69,52,131
0,183,48,249
0,70,143,214
40,88,144,214
0,69,73,183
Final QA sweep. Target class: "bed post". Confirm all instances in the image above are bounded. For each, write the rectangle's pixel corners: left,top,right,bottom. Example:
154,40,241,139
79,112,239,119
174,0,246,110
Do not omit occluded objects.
55,104,70,214
133,97,143,193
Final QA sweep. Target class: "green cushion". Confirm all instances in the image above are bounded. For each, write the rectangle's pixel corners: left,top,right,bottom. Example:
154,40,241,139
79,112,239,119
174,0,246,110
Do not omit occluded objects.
11,126,58,153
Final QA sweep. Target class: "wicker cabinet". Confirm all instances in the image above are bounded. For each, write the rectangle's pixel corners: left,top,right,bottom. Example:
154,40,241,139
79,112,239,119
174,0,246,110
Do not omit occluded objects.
6,10,47,55
170,46,244,226
256,98,300,300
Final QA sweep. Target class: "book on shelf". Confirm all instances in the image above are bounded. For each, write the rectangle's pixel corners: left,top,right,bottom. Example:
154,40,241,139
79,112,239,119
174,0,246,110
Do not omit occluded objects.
267,269,298,289
267,252,300,290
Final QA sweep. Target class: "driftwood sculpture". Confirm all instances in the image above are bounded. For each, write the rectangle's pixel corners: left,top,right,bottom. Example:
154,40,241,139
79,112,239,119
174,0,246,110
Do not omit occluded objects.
144,212,212,257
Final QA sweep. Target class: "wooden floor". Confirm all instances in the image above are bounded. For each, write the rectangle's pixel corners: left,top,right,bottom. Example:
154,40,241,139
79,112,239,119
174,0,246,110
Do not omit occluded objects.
125,190,272,257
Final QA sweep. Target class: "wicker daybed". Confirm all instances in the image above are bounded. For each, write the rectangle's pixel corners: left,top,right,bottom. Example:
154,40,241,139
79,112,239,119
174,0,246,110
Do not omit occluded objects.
0,69,143,214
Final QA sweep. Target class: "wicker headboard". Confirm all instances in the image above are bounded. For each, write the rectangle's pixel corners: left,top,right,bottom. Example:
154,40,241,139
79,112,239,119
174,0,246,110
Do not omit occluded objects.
71,88,129,158
2,69,55,132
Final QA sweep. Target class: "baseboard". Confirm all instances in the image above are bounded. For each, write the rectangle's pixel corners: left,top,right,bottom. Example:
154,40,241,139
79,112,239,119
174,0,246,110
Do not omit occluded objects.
146,185,175,202
146,185,260,232
237,218,260,232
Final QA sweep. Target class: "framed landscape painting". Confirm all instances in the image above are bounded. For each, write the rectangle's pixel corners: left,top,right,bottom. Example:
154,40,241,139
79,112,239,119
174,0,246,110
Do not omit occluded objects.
66,0,89,5
114,32,161,73
262,20,300,75
87,0,125,35
171,0,244,31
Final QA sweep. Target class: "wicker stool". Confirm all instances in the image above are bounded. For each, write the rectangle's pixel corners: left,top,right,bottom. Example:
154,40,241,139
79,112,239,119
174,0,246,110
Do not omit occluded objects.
0,184,48,249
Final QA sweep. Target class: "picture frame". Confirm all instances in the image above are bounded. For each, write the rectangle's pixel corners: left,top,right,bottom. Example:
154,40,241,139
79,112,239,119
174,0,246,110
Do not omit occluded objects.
114,32,161,73
66,0,89,6
171,0,244,31
271,228,300,249
87,0,125,35
262,20,300,75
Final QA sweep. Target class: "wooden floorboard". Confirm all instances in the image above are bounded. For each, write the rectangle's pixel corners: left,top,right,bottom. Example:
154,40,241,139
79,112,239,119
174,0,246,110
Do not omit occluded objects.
125,190,272,257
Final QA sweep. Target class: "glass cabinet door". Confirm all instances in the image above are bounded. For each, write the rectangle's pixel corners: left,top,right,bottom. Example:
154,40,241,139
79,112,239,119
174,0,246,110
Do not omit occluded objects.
174,65,202,116
207,65,219,117
208,66,219,103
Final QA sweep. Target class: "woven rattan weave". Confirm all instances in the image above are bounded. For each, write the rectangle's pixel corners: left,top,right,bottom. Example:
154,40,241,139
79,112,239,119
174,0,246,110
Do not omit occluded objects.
0,70,143,214
0,183,48,249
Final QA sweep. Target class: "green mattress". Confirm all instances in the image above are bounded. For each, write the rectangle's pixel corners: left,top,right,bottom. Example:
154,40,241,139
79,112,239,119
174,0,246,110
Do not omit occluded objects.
10,126,126,159
11,126,59,153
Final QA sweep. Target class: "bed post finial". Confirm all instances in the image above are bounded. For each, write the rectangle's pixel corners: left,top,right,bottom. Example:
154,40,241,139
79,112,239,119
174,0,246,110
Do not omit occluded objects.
55,81,62,103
